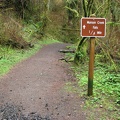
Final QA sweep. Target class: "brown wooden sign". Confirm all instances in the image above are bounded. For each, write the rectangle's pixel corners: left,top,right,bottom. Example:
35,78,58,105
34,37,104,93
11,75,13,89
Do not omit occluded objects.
81,18,106,37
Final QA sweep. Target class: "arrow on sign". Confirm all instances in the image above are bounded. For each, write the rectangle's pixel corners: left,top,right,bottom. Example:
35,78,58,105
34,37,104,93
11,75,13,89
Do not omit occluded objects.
83,25,86,29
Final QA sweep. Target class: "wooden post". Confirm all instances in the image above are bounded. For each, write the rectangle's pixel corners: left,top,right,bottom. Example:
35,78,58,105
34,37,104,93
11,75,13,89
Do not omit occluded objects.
88,37,95,96
88,14,96,96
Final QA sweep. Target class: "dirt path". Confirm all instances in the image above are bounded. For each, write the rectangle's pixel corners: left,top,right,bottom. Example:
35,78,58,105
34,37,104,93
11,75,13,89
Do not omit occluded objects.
0,43,86,120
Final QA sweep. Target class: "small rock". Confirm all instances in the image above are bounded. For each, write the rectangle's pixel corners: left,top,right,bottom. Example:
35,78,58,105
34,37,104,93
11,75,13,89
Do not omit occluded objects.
67,94,70,96
45,103,48,107
55,106,58,110
30,112,36,114
51,113,53,115
100,105,103,108
68,113,71,116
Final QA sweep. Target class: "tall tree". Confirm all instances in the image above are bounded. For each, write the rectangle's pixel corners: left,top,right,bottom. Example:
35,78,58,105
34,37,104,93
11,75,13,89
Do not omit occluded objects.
74,0,94,64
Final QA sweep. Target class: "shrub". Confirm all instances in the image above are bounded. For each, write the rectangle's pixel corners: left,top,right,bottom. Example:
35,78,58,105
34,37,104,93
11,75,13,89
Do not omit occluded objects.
0,15,31,49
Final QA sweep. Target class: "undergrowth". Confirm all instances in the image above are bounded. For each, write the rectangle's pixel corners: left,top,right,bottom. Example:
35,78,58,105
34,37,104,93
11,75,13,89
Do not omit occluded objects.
0,37,59,77
64,43,120,119
71,60,120,120
0,7,60,77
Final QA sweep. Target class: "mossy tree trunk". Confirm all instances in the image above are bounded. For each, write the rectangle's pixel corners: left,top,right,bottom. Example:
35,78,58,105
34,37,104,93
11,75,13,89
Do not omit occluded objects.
74,0,94,64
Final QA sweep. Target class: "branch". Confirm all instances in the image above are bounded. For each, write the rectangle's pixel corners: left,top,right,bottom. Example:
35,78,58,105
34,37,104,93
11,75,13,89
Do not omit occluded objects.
95,0,108,15
65,6,79,17
59,57,73,62
87,0,94,17
83,0,87,17
78,37,87,48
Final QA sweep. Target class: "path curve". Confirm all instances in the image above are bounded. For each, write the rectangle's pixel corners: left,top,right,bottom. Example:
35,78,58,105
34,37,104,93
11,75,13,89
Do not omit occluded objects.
0,43,86,120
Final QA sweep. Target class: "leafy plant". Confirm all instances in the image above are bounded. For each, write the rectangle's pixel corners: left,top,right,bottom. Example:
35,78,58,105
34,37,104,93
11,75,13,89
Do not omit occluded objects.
0,14,31,49
73,61,120,120
0,36,59,77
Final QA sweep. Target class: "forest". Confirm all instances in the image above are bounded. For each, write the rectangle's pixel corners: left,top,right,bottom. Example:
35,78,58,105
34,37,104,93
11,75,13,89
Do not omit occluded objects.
0,0,120,119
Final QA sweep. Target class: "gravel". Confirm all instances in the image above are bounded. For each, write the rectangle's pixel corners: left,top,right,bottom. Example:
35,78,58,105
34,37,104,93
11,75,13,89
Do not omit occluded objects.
0,103,51,120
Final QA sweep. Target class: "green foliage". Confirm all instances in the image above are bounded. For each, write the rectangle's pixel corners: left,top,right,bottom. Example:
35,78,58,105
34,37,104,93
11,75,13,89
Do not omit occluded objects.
0,37,59,77
0,4,48,48
65,6,79,18
73,61,120,119
74,48,87,63
23,21,44,41
3,0,12,7
72,0,120,64
0,14,31,49
74,37,88,64
13,0,31,19
0,18,6,44
0,46,23,76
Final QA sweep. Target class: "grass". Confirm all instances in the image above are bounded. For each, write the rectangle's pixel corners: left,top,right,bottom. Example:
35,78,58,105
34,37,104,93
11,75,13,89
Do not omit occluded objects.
0,37,59,77
0,11,61,77
64,47,120,120
69,61,120,120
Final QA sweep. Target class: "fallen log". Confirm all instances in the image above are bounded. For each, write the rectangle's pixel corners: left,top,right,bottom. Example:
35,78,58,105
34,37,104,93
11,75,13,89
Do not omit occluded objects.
58,49,75,53
59,57,73,62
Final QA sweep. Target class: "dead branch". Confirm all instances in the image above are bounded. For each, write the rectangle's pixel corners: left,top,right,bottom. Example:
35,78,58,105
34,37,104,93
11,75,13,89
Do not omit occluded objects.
58,49,75,53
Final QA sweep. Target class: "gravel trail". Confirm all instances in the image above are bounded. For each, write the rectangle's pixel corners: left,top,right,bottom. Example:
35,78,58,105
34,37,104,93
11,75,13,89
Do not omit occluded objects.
0,43,86,120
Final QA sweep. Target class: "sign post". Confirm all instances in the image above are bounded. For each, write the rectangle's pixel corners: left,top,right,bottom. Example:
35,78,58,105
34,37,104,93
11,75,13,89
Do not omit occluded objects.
81,15,106,96
88,36,95,96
